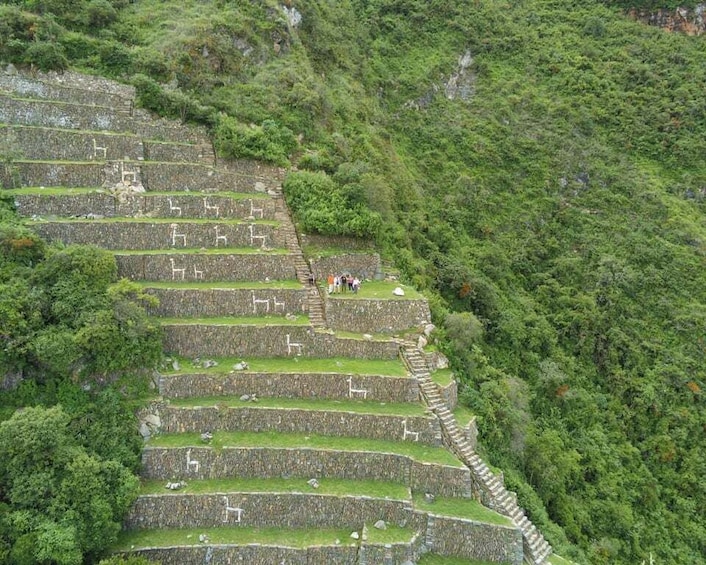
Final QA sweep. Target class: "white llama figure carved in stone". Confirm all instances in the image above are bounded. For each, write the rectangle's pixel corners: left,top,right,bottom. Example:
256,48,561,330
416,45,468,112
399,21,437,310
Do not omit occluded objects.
92,138,107,159
186,448,199,474
347,377,368,399
214,226,228,247
120,161,137,184
248,224,267,248
193,265,204,280
402,419,419,442
168,198,182,216
272,296,286,313
286,334,303,356
252,292,270,314
170,223,187,247
222,497,243,523
170,258,186,280
203,197,220,218
249,201,264,219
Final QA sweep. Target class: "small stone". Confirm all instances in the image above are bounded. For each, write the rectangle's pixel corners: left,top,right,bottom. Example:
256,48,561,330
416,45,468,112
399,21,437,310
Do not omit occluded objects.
417,335,428,349
374,520,387,530
202,359,218,368
424,323,436,336
200,432,213,443
350,531,359,540
335,539,341,545
363,334,373,341
424,492,435,503
307,478,320,489
392,287,405,296
233,361,249,371
240,394,251,402
199,534,208,543
172,359,181,371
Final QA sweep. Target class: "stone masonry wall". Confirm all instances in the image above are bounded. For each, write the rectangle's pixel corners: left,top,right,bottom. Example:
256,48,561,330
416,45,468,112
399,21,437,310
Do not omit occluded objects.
143,140,213,164
0,125,144,162
32,221,282,250
115,253,297,282
8,162,103,188
439,379,458,412
430,515,523,565
145,288,306,317
141,447,471,498
161,325,400,359
159,371,418,403
14,192,276,221
139,162,280,193
310,253,382,280
157,405,441,446
325,298,431,334
125,492,412,530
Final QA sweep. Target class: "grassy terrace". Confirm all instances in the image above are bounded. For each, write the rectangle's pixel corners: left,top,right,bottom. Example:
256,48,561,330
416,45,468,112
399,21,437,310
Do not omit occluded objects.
139,477,411,499
453,405,475,429
147,431,462,466
418,556,513,565
156,314,309,325
113,247,288,255
413,494,512,527
141,280,303,290
113,524,414,551
25,216,279,226
431,368,453,387
323,280,424,301
163,355,407,376
5,187,271,199
165,396,428,416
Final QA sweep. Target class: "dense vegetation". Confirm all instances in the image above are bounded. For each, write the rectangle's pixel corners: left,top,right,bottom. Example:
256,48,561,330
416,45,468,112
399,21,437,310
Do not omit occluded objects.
1,0,705,564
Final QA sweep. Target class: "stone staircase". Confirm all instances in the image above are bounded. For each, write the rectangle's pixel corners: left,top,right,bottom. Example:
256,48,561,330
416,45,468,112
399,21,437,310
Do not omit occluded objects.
2,69,552,565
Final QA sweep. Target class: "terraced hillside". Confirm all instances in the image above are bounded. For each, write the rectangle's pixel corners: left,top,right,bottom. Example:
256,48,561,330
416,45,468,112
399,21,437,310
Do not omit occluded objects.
1,69,552,565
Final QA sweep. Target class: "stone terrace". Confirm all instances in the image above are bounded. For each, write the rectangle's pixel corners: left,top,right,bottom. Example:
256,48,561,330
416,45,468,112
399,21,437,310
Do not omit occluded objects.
2,68,551,565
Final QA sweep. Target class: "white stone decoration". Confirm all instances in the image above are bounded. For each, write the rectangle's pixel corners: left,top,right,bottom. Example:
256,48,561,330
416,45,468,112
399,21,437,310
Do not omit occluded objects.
170,258,186,280
92,138,107,159
272,296,286,312
203,197,220,218
168,198,182,217
193,265,204,279
286,334,303,356
347,377,368,399
252,292,270,313
402,419,419,442
222,496,243,523
248,224,267,248
170,223,187,247
186,448,200,474
250,201,264,219
214,225,227,247
120,161,137,184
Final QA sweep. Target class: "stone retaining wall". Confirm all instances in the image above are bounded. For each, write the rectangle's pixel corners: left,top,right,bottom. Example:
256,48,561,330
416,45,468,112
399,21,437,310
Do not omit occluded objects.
145,288,306,317
0,125,144,161
125,492,413,530
115,253,297,282
144,140,213,164
0,71,134,110
32,221,282,250
162,325,400,359
218,158,287,182
439,379,458,412
139,162,280,193
325,298,431,334
7,162,103,188
157,405,441,446
159,371,417,403
309,253,382,281
141,447,471,498
14,192,276,220
430,515,522,565
0,94,206,143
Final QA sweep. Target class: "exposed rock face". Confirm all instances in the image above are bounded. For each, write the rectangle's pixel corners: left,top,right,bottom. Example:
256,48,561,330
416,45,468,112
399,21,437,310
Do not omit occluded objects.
628,4,706,35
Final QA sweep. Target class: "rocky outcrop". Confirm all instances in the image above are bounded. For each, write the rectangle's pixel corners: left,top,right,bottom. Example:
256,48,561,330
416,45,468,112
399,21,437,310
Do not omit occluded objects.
628,4,706,35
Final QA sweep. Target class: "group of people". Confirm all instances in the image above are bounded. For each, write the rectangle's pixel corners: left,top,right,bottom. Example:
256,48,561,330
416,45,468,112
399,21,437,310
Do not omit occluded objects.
326,272,361,294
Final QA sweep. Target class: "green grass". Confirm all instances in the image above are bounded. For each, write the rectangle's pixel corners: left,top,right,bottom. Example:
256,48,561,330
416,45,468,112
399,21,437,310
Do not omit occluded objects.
157,314,309,325
112,247,288,255
166,396,428,416
548,555,577,565
141,280,302,290
147,430,463,466
431,368,453,387
25,216,279,226
413,494,512,526
163,355,407,376
6,187,270,199
112,524,413,551
324,280,424,301
166,396,427,416
303,244,376,257
453,406,475,429
139,476,410,499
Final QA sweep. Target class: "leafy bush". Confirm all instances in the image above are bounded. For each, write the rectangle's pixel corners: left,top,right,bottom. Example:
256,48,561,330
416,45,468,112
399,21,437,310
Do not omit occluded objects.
283,170,382,238
214,116,297,166
131,74,215,124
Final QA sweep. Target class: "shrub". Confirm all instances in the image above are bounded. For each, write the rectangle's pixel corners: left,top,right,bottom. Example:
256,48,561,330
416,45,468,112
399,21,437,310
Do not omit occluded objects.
23,40,68,71
214,116,296,166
